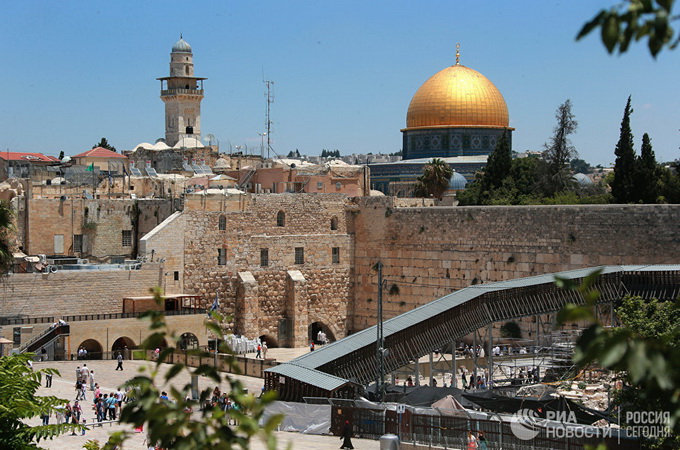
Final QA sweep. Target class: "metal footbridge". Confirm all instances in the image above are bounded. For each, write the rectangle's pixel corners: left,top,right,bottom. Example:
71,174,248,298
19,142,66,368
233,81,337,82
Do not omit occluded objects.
264,265,680,402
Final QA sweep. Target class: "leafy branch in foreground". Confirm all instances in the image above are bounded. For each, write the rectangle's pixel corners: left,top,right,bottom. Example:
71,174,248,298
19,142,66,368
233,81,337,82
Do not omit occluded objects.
556,269,680,448
0,353,80,449
578,0,680,56
102,287,283,450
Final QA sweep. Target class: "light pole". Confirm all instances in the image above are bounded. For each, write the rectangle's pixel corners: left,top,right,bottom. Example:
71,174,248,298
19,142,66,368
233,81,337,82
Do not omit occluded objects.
258,133,267,159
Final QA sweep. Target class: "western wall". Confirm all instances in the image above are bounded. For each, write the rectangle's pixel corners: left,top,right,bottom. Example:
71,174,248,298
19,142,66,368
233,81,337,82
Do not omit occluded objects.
350,197,680,331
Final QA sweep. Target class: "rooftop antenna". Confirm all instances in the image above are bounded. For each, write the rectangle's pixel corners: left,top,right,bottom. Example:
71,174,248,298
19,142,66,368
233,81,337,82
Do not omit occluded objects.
455,42,460,65
264,79,275,159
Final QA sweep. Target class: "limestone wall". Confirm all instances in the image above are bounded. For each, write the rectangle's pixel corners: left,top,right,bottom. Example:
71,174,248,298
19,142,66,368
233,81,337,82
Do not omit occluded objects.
24,198,173,261
180,193,354,345
139,212,186,295
351,198,680,330
0,264,163,318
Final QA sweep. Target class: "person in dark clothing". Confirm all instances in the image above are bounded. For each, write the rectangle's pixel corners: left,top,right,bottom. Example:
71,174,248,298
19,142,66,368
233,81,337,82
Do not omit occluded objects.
340,420,354,449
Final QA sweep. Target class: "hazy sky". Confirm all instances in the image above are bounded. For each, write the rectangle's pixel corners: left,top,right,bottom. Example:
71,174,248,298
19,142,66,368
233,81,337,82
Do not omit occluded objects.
1,1,678,166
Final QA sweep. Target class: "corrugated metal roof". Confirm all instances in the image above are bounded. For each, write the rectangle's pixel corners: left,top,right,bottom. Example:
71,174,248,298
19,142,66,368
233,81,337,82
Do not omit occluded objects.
266,363,353,391
267,265,680,388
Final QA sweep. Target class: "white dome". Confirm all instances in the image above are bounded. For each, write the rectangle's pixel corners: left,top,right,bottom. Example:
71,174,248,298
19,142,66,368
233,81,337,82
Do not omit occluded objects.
133,143,156,151
152,141,171,150
214,158,229,169
173,137,204,149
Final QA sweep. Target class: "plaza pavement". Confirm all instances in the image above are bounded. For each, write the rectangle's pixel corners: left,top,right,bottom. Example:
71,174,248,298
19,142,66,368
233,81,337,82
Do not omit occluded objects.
27,349,381,449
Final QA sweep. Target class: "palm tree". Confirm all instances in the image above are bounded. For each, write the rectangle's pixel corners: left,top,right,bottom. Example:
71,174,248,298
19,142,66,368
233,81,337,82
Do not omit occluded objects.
414,158,453,200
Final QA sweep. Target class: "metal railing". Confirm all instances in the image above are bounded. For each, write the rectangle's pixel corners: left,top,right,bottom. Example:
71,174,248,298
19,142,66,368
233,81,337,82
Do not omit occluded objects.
161,88,204,96
1,308,207,326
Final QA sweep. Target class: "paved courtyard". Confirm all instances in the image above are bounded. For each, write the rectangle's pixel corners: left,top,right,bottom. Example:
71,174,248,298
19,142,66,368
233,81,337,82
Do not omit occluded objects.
27,356,380,449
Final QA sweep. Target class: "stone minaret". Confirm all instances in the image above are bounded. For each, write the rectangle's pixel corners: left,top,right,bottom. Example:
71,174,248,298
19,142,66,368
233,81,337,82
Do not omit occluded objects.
157,35,207,147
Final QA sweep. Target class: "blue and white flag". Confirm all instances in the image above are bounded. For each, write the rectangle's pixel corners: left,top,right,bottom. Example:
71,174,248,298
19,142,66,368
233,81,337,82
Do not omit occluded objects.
208,292,219,317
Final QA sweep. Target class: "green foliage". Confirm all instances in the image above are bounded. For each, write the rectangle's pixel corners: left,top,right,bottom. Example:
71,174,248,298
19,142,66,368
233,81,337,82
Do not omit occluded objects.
93,137,116,153
286,149,302,158
543,100,578,196
611,96,638,204
570,158,591,174
577,0,679,57
500,321,522,339
0,201,14,273
320,149,340,158
482,131,512,192
658,163,680,203
458,155,611,206
413,158,453,200
635,133,661,203
556,271,680,448
102,287,282,450
0,353,78,449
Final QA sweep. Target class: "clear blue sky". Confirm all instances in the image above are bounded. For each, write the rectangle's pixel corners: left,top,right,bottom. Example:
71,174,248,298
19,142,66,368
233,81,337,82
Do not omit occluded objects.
1,1,678,166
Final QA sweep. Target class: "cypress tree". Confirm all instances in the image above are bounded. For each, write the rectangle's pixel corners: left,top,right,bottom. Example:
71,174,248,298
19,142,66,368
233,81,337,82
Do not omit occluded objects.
636,133,659,203
482,130,511,191
611,96,637,203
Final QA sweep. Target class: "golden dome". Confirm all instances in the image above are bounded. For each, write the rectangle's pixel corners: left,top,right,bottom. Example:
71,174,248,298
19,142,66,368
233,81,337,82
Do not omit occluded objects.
405,64,509,130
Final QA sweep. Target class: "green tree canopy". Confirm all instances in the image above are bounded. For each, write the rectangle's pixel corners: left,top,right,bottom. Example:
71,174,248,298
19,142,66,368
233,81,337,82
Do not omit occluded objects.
636,133,660,203
93,137,116,153
570,158,591,175
482,131,512,192
611,96,637,203
414,158,453,200
0,354,74,448
543,99,578,195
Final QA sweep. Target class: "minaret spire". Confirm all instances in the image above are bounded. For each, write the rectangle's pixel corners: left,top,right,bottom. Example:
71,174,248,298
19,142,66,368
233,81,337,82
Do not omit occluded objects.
455,43,460,65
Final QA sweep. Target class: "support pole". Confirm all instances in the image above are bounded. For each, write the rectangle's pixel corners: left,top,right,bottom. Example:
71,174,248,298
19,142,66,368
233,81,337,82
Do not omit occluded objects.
487,323,493,390
429,352,433,386
452,339,457,388
415,359,420,386
376,261,384,401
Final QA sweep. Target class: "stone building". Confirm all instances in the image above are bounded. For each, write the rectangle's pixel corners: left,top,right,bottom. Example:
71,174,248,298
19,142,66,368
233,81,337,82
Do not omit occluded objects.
140,192,354,347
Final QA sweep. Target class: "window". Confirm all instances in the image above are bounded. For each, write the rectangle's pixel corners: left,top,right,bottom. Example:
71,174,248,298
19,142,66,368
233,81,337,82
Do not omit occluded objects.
317,181,323,190
276,211,285,227
173,271,179,281
54,234,64,254
332,247,340,264
122,230,132,247
335,182,342,190
295,247,304,264
218,215,226,231
73,234,83,253
218,248,227,266
260,248,269,267
330,216,338,230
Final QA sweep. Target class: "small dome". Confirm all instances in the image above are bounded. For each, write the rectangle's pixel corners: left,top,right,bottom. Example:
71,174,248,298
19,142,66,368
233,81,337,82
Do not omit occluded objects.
172,36,192,53
448,172,468,190
572,173,593,186
214,158,229,169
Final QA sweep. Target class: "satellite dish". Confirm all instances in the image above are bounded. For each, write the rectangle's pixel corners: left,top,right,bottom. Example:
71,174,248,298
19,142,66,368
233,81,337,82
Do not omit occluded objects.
203,134,217,146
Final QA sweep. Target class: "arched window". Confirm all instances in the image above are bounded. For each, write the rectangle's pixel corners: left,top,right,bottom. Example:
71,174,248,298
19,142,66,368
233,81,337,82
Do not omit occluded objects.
330,216,338,231
218,215,226,231
276,211,285,227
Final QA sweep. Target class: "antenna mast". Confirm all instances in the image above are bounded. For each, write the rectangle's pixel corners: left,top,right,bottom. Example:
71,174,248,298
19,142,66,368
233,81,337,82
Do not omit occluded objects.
264,79,274,159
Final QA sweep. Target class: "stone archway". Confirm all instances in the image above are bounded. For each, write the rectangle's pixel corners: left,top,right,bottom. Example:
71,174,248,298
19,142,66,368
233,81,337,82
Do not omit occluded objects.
179,332,199,350
111,336,136,359
78,339,103,360
309,322,336,346
259,334,279,349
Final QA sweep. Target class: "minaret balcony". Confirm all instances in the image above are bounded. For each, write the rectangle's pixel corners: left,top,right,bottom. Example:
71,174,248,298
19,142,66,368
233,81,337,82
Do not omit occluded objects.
161,88,204,96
